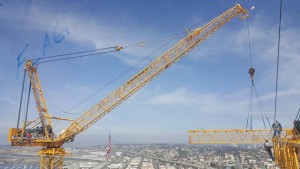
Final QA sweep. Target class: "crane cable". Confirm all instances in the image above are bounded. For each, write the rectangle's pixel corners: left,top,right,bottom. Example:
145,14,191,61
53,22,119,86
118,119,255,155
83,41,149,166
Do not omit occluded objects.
24,82,31,128
32,33,186,119
49,10,225,119
247,19,253,67
246,17,254,130
31,34,186,64
246,79,272,130
246,18,253,130
16,69,26,129
52,33,183,127
43,90,81,115
30,34,186,123
22,72,28,124
246,81,254,130
31,7,225,64
32,46,115,62
245,18,271,130
274,0,283,123
37,50,117,64
252,83,272,128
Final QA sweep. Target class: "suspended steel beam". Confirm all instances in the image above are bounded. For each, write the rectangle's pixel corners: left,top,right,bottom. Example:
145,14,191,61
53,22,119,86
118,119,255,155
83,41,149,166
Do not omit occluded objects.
188,129,293,144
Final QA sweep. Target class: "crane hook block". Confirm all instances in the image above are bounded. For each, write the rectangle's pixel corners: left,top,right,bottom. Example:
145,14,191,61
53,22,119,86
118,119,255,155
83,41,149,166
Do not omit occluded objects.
249,67,255,79
115,46,124,51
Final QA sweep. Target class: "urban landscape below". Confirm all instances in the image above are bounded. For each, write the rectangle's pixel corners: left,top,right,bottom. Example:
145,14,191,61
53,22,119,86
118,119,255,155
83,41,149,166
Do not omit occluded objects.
0,144,278,169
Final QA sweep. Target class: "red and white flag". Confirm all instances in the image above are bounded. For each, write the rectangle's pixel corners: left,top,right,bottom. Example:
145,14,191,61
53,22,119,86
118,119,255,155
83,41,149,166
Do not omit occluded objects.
106,132,111,161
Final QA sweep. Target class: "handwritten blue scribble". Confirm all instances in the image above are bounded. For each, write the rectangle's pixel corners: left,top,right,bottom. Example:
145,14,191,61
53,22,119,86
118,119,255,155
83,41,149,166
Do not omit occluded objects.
43,33,51,57
53,23,70,43
32,58,40,66
16,43,30,79
17,23,70,78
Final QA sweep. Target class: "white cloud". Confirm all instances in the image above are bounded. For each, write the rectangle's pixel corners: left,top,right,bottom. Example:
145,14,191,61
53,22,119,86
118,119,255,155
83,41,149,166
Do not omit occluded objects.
144,85,300,125
145,87,247,114
146,88,192,105
0,3,177,66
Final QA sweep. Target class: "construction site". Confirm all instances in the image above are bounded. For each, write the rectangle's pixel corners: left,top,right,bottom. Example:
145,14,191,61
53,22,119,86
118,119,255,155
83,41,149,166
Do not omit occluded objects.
1,0,300,169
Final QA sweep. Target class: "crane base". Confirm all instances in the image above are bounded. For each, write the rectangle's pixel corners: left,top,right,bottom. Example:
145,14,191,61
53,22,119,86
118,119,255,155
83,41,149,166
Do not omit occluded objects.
38,148,67,169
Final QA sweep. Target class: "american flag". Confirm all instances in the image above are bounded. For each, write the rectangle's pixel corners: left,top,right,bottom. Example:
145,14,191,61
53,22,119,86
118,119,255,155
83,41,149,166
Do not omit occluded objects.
106,132,111,161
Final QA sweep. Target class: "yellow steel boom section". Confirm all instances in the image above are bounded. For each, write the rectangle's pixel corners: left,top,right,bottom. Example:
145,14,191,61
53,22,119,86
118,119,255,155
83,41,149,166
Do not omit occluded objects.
25,60,52,139
188,129,292,144
57,4,249,143
273,137,300,169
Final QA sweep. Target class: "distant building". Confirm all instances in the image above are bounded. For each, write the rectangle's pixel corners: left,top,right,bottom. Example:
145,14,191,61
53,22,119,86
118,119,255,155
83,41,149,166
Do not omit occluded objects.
79,162,98,169
126,157,141,169
108,163,123,169
116,152,122,157
89,151,106,156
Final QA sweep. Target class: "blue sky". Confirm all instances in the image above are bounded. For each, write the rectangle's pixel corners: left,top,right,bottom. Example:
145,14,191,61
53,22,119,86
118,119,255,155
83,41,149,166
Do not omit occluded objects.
1,0,300,146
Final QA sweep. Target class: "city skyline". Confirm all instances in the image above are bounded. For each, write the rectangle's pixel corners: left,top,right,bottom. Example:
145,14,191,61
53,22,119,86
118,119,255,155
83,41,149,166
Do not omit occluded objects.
0,144,277,169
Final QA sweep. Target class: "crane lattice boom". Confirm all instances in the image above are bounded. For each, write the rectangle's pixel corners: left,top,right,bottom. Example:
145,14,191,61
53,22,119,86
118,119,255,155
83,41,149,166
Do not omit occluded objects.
8,4,249,169
58,4,249,143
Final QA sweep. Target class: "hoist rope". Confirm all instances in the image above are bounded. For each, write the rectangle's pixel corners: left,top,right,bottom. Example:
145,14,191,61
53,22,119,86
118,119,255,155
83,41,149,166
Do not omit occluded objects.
246,18,253,67
31,47,115,61
123,33,186,48
245,15,271,130
37,50,116,64
252,83,272,128
31,9,227,125
274,0,283,123
252,81,267,129
295,108,300,121
17,69,26,129
246,82,254,130
32,34,186,64
245,17,254,130
52,11,225,118
53,33,182,126
43,91,81,115
24,82,31,128
250,83,253,130
31,7,224,64
23,72,28,123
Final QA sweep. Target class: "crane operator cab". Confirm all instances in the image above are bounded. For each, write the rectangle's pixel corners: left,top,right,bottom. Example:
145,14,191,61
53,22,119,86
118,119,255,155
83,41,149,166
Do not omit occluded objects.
25,125,53,139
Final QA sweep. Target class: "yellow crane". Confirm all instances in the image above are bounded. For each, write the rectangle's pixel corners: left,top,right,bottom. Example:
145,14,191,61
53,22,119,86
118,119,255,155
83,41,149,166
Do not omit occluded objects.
8,4,249,169
187,2,300,167
188,129,300,168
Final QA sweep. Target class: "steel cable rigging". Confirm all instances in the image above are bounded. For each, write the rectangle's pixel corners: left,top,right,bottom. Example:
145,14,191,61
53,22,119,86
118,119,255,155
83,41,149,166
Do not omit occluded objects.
31,34,186,64
20,7,232,128
52,33,183,127
245,18,271,130
274,0,283,123
27,33,186,120
43,11,226,120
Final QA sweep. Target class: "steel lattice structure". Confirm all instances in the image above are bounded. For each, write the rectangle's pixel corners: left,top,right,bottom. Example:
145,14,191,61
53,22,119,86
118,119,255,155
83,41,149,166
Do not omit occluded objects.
8,4,249,168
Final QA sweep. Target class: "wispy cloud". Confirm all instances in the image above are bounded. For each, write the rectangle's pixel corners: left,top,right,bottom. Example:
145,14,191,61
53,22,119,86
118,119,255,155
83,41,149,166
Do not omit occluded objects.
145,87,245,113
144,85,300,123
0,2,177,66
